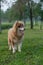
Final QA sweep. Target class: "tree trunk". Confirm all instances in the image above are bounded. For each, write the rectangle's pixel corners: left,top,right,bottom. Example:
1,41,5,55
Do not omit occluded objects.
23,12,26,25
0,2,1,33
19,10,22,20
0,17,1,33
28,1,33,29
30,5,33,29
40,21,43,30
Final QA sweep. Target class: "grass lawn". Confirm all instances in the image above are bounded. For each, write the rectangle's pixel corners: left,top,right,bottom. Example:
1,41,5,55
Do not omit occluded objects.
0,29,43,65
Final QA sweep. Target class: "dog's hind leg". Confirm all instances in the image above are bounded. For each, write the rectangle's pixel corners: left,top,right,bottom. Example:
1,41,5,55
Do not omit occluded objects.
8,39,12,51
11,41,16,53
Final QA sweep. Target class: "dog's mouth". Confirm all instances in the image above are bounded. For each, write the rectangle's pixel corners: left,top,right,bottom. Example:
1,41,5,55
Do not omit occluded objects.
19,27,24,35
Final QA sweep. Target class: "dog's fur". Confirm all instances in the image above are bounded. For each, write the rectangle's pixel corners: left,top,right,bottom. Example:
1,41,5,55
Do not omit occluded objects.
8,21,24,53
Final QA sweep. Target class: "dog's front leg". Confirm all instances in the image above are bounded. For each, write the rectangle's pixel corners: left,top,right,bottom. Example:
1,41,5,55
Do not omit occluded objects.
12,47,16,53
12,44,17,53
18,42,22,52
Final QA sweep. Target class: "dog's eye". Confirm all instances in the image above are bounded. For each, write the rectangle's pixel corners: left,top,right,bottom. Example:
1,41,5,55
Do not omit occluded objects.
18,26,21,28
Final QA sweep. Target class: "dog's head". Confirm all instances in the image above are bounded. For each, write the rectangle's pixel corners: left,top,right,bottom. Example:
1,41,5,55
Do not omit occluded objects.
13,21,25,36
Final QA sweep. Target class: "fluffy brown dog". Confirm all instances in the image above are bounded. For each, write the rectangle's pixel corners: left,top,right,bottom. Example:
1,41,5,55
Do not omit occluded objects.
8,21,24,53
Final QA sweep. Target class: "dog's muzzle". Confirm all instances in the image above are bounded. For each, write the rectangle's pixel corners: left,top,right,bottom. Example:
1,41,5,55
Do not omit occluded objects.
19,27,24,35
19,27,24,31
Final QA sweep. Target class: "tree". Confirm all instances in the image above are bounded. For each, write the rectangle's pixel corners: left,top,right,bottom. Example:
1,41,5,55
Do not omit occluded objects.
0,0,2,33
29,1,33,29
5,0,26,21
33,3,41,25
16,0,34,29
15,0,26,20
0,0,7,33
40,0,43,1
40,0,43,29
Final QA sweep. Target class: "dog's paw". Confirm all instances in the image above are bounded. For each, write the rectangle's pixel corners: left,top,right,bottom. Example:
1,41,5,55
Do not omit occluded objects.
18,49,21,52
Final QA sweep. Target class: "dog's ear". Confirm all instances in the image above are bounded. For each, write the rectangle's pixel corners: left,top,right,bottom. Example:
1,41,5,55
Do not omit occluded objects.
16,21,18,26
13,21,18,32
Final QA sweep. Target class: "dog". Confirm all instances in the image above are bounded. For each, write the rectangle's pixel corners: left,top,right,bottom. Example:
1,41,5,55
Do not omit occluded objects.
8,21,24,53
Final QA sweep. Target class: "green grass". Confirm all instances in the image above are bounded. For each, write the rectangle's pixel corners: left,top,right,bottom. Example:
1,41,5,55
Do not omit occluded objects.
0,29,43,65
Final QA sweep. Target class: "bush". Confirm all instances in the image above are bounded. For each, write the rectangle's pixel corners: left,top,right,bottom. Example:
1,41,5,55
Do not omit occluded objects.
1,23,13,29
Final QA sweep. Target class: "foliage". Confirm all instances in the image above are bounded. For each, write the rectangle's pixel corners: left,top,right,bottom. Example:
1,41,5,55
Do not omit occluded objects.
40,0,43,2
1,0,42,21
40,0,43,21
33,3,41,18
1,23,13,29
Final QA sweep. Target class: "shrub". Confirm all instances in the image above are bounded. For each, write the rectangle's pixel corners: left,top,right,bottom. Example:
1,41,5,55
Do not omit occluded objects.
1,23,13,29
